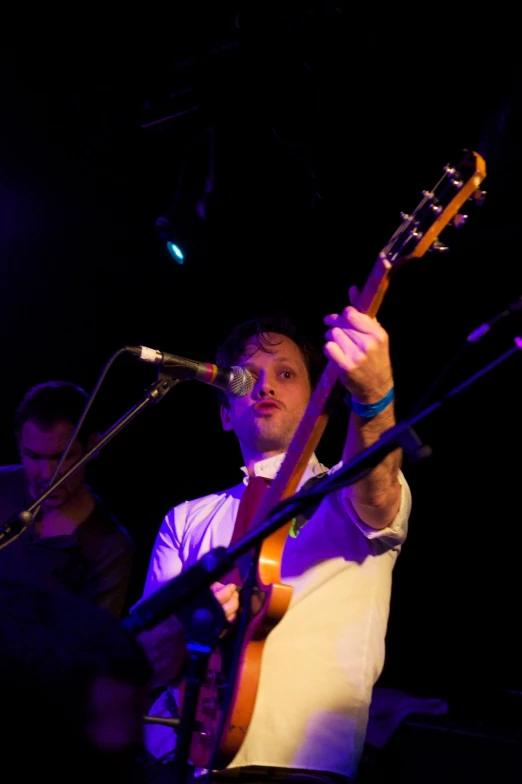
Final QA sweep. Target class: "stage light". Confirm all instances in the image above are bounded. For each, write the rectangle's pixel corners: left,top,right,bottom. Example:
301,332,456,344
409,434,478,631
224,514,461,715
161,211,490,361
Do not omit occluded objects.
155,125,216,266
155,210,207,265
155,216,189,264
166,241,184,263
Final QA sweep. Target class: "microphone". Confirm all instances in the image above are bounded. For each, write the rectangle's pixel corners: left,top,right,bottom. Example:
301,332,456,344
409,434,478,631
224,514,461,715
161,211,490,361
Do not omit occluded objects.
466,296,522,343
124,345,254,397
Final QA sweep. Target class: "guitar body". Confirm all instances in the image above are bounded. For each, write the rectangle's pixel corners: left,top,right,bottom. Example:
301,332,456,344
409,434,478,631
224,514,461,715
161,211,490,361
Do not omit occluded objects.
180,149,487,770
186,519,294,768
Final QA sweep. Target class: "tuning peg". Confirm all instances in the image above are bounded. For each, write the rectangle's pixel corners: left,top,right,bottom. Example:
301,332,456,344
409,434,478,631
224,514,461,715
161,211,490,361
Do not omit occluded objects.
470,189,487,206
452,213,468,229
429,239,449,253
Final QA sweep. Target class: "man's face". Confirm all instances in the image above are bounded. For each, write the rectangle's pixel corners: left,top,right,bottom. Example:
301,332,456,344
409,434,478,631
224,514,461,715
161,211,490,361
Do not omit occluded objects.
18,419,88,509
220,332,312,459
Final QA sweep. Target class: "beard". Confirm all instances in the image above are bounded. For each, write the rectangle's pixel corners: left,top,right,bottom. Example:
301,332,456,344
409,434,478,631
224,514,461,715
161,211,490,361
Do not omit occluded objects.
250,416,300,454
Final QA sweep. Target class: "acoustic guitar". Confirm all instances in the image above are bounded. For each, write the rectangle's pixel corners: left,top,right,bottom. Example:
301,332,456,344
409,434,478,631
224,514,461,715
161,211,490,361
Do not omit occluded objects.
184,148,487,769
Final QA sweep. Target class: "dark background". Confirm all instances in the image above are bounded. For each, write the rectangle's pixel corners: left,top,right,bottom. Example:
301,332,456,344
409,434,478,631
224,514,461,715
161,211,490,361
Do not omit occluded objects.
2,3,522,724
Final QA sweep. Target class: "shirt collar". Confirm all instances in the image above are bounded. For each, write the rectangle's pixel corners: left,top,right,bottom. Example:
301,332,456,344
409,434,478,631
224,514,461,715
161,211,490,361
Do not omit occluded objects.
240,452,323,484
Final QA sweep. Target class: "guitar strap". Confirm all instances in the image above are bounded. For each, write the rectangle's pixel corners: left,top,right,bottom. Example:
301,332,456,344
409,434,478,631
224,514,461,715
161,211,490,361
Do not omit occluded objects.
224,476,271,588
288,471,329,538
224,471,330,587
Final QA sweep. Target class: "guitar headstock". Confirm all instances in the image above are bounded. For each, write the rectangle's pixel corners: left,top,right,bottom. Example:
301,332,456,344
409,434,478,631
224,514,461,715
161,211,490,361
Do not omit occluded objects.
390,148,487,260
356,149,487,316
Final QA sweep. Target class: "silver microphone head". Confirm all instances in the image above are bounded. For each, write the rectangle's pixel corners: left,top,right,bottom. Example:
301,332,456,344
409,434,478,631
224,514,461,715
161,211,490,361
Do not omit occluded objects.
228,366,255,397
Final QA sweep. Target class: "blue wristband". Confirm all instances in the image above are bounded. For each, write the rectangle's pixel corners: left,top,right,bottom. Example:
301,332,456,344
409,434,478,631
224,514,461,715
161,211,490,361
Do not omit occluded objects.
345,387,395,418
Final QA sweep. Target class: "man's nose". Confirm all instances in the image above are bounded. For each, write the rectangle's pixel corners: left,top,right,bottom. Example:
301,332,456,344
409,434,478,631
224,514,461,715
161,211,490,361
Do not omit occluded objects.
257,372,276,397
39,459,57,480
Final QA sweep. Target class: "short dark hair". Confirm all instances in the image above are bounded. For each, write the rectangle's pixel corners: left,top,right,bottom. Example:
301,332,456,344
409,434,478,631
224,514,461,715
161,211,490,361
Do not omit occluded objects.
215,314,325,406
14,381,98,446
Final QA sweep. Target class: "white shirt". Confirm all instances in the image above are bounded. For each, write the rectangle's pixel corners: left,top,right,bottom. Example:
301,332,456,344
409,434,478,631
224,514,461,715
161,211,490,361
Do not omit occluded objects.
142,453,411,780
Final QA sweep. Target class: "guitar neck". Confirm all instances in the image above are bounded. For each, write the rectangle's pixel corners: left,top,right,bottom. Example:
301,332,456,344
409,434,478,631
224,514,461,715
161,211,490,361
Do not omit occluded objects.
256,253,392,518
254,149,487,521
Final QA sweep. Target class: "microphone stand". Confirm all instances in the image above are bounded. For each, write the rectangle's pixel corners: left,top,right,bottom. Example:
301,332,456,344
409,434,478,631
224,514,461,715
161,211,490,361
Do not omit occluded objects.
0,370,184,544
121,336,522,782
